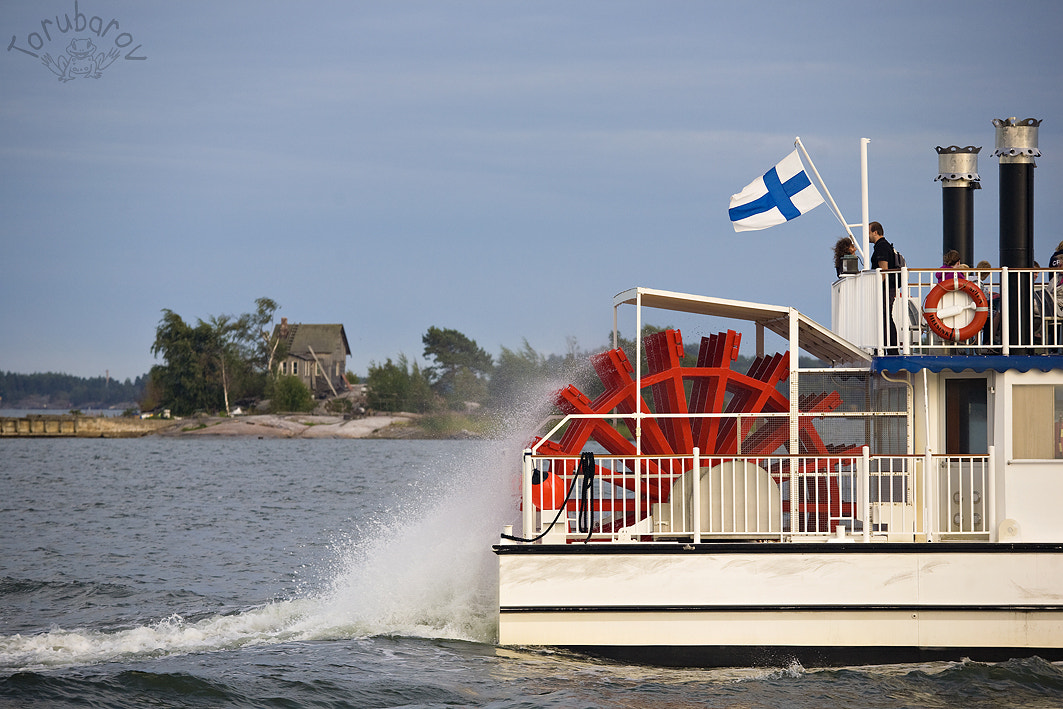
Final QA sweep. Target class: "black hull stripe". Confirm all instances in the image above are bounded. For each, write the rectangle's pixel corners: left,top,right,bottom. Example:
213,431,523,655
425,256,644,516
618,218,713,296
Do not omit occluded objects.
555,644,1063,668
494,541,1063,555
501,604,1063,614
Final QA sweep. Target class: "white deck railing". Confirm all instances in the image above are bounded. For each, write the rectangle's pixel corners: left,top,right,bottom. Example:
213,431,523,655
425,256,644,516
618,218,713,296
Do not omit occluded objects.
935,454,993,537
519,445,994,544
833,268,1063,356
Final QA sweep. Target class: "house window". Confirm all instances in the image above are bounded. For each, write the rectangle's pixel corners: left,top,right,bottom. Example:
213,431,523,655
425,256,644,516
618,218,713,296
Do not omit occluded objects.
1013,385,1063,459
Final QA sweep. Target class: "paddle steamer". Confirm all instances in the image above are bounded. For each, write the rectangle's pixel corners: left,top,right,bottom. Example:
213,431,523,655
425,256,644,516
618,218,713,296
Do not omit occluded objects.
494,118,1063,666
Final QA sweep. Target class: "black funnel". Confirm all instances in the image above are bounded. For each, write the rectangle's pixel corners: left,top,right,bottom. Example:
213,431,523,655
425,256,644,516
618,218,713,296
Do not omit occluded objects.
994,117,1041,348
936,145,980,266
994,117,1041,268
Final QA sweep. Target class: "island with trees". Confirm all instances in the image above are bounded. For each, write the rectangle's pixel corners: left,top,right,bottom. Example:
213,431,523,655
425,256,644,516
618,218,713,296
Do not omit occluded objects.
3,296,818,438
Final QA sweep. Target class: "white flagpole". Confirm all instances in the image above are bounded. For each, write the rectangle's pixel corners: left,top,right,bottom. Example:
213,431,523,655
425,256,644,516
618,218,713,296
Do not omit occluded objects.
794,136,867,265
859,138,870,266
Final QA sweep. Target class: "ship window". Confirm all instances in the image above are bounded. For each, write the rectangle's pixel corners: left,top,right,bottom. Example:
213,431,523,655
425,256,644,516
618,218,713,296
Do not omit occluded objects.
1012,385,1063,459
945,378,987,455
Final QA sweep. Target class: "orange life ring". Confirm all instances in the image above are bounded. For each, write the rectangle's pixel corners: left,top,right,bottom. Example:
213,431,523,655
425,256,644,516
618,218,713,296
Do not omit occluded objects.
922,277,989,341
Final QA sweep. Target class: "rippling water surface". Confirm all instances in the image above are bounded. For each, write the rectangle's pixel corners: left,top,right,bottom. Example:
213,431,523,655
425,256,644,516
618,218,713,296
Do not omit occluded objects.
3,436,1062,708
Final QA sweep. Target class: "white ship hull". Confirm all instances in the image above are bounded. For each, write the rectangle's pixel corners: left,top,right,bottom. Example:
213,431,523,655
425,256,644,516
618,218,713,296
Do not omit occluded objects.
498,543,1063,665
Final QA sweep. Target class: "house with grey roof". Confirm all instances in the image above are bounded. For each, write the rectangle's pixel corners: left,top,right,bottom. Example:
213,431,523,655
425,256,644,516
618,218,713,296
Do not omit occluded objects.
271,318,350,396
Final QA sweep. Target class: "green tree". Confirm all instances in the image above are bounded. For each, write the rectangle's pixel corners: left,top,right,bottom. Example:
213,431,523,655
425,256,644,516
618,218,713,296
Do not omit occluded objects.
146,298,281,416
243,297,282,373
365,357,409,412
405,359,437,413
488,339,551,408
148,310,223,415
269,375,314,412
421,326,493,409
365,354,439,413
207,314,243,415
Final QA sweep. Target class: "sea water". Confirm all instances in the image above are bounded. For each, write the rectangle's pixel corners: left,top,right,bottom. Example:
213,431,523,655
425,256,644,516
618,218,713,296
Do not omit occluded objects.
2,436,1063,708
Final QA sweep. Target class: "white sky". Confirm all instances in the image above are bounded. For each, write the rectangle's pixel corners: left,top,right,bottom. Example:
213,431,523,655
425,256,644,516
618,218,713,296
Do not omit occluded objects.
2,0,1062,381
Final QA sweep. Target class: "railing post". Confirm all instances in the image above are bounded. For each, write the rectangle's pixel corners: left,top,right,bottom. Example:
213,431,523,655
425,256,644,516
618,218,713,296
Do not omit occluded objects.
522,448,534,541
862,446,871,542
1001,267,1011,356
923,447,934,541
692,447,701,544
788,457,799,536
875,271,885,355
634,293,643,529
788,309,800,534
901,267,911,355
988,445,997,542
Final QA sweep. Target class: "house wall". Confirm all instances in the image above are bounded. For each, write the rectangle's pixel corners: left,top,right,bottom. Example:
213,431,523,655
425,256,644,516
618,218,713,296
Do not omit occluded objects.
995,368,1063,542
281,351,346,394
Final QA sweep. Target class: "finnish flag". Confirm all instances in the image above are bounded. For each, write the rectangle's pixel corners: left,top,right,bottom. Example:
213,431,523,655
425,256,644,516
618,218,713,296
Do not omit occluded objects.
728,150,824,232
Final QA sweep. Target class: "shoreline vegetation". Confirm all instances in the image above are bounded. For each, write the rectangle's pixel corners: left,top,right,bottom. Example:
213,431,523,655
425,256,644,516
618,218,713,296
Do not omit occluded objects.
0,412,490,439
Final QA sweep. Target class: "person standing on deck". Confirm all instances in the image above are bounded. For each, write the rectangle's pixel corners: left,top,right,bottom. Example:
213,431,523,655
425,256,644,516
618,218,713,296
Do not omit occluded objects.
868,221,899,352
833,237,857,277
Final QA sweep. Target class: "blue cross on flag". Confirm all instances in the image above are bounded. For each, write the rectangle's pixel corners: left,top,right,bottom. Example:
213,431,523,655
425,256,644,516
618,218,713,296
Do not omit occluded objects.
728,150,824,232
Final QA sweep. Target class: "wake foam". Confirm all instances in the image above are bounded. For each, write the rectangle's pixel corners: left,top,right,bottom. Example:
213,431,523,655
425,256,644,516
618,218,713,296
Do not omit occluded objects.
2,378,563,671
0,601,315,669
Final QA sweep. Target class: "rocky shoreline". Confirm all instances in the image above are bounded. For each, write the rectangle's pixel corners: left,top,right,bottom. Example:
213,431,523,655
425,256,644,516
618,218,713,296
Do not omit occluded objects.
158,413,420,438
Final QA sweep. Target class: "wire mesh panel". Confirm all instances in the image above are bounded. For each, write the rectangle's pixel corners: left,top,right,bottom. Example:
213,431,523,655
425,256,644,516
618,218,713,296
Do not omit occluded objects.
798,370,908,456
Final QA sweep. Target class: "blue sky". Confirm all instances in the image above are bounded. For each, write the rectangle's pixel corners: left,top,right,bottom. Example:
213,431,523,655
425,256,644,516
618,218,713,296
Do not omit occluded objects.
2,1,1062,382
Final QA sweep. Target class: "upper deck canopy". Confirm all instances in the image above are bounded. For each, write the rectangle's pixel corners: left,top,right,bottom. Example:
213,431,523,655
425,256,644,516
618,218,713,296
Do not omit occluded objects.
874,354,1063,374
613,287,872,366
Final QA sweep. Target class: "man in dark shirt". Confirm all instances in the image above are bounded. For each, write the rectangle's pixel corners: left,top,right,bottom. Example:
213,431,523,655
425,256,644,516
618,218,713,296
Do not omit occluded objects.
868,221,899,352
869,221,897,270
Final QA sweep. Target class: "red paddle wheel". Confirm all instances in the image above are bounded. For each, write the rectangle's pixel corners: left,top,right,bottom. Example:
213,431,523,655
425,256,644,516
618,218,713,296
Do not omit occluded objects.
539,328,863,531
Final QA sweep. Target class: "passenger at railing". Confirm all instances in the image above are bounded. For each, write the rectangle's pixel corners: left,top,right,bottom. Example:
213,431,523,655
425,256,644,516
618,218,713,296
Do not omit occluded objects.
1048,244,1063,319
869,221,900,353
934,250,966,284
1050,241,1063,284
974,260,996,300
973,260,999,345
833,237,857,277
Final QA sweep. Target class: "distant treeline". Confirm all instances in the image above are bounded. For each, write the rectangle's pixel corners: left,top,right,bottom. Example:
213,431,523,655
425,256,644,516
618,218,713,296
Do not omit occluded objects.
0,371,147,410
